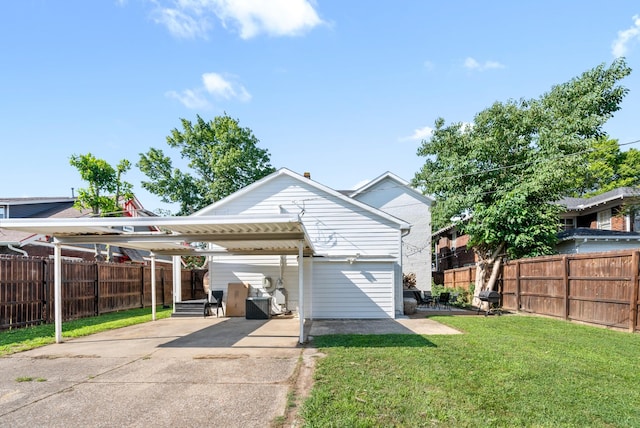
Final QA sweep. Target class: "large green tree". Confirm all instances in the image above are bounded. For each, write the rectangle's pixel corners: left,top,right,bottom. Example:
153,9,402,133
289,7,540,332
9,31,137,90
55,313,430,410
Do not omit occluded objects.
413,59,631,296
574,136,640,196
137,114,275,215
70,153,134,260
70,153,134,216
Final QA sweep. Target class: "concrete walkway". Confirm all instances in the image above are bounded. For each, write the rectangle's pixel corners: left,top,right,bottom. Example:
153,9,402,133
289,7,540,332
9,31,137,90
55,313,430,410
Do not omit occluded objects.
0,314,462,427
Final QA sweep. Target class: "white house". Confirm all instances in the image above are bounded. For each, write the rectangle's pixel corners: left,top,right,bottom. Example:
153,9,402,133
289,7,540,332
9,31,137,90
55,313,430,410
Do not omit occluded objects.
0,168,433,343
348,172,434,291
194,168,421,318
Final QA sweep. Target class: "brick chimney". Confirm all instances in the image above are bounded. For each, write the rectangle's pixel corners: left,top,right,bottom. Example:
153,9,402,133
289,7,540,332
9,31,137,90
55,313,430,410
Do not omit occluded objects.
304,172,311,179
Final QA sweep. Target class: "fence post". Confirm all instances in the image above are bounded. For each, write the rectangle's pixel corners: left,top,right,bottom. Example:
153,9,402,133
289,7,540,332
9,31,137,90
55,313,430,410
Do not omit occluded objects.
42,259,50,324
563,255,570,321
630,250,639,332
515,260,521,312
95,263,100,316
140,265,145,308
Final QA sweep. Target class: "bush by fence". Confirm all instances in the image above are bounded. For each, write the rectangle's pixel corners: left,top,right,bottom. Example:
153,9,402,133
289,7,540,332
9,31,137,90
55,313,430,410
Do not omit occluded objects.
443,250,640,332
0,255,206,330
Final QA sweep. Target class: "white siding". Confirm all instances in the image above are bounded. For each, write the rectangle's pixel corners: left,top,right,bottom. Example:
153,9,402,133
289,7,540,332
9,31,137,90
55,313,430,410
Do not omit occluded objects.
203,174,402,257
306,260,395,319
199,170,404,319
210,255,301,311
352,176,432,290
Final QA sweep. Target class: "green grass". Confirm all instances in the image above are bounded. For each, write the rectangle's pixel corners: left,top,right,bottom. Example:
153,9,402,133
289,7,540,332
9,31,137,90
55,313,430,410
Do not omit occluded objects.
0,306,172,356
301,315,640,427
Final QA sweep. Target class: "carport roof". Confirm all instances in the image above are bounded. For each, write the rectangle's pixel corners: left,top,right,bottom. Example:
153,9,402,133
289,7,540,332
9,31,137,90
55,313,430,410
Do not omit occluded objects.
0,214,314,256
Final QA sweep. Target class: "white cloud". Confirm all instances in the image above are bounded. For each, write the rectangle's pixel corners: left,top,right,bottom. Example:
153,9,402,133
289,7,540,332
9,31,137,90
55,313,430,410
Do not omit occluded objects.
214,0,324,39
464,57,505,71
150,0,323,39
167,72,251,109
165,89,211,109
153,6,212,39
202,72,251,101
407,126,434,141
612,15,640,58
399,126,433,142
401,123,472,142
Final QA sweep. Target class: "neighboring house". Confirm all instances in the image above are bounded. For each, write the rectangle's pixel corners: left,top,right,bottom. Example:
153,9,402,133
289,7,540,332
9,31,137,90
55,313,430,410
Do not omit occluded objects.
556,187,640,254
432,223,476,273
0,196,157,262
194,168,415,318
432,186,640,274
348,172,434,290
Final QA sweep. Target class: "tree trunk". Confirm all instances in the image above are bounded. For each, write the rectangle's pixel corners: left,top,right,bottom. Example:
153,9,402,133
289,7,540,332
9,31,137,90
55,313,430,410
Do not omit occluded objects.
472,243,505,308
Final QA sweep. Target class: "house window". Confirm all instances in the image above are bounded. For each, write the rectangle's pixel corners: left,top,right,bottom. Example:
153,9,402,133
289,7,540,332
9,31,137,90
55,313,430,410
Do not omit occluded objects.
0,206,5,219
597,209,612,230
560,217,575,231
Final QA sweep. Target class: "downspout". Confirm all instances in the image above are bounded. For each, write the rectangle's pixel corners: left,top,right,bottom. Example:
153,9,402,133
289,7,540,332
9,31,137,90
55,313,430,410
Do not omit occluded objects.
399,227,411,317
7,243,28,256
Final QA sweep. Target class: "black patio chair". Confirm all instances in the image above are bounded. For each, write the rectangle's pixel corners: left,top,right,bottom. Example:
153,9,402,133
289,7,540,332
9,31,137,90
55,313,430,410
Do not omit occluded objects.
204,289,224,317
421,290,435,307
436,292,451,310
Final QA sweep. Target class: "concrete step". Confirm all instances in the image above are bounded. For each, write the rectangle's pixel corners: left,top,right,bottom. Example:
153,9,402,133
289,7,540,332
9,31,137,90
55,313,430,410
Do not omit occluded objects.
172,301,206,318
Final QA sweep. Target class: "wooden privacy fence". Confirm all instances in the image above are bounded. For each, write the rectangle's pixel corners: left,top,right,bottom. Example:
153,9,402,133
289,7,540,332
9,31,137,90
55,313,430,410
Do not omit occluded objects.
443,250,640,332
0,255,206,330
443,266,475,290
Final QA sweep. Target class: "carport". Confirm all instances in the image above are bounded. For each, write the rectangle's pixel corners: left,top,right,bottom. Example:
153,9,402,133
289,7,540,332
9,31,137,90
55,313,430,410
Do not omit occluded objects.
0,214,314,343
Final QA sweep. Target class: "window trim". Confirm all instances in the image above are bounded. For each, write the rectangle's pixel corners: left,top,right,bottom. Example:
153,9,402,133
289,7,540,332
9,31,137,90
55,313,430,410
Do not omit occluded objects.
597,209,612,230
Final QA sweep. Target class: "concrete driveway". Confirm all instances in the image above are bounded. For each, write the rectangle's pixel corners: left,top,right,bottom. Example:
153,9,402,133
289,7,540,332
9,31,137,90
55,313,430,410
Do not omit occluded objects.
0,314,461,427
0,317,303,428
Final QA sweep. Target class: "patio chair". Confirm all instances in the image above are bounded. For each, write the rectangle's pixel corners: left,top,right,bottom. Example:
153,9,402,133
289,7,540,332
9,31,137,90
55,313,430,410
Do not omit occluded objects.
422,290,434,307
204,289,224,318
436,292,451,310
449,292,459,306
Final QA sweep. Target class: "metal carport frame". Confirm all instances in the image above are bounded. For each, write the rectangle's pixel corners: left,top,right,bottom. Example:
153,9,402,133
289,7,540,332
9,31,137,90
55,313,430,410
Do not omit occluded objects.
0,215,314,344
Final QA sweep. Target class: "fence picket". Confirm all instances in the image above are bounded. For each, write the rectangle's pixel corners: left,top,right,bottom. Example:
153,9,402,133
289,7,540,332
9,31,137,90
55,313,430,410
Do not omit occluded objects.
0,255,203,330
442,249,640,332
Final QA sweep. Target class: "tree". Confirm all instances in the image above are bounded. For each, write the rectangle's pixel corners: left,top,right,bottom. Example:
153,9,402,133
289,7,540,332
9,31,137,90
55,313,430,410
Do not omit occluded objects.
413,59,631,297
573,136,640,196
137,114,276,215
70,153,134,259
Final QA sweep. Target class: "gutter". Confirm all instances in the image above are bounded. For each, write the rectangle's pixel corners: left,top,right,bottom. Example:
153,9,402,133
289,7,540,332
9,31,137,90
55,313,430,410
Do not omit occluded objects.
7,243,28,256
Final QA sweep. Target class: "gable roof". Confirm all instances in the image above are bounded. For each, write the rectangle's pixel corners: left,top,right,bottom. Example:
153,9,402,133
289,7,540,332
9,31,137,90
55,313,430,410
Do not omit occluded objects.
193,168,412,230
558,187,640,211
348,171,434,205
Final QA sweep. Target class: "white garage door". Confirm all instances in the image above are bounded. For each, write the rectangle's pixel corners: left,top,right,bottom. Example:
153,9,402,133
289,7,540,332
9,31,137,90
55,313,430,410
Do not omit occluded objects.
309,261,395,319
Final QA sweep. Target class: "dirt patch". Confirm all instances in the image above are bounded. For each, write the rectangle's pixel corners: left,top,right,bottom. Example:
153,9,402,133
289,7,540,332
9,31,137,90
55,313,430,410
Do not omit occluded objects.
274,346,326,427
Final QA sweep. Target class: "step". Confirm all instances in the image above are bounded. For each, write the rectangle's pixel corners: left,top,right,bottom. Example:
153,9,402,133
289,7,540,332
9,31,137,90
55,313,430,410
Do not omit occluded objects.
172,301,207,317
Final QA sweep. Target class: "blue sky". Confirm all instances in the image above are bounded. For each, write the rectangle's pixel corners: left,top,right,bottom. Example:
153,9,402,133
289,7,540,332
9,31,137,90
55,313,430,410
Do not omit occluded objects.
2,1,640,213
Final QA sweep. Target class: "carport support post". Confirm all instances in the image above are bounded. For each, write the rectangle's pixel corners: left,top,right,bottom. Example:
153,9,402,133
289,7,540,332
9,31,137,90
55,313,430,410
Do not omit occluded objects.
298,240,304,344
173,255,182,313
151,253,157,321
54,241,63,343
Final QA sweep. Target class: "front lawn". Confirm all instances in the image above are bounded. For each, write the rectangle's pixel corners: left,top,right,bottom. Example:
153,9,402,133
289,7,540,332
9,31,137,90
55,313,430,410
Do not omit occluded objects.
0,306,172,356
301,315,640,427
